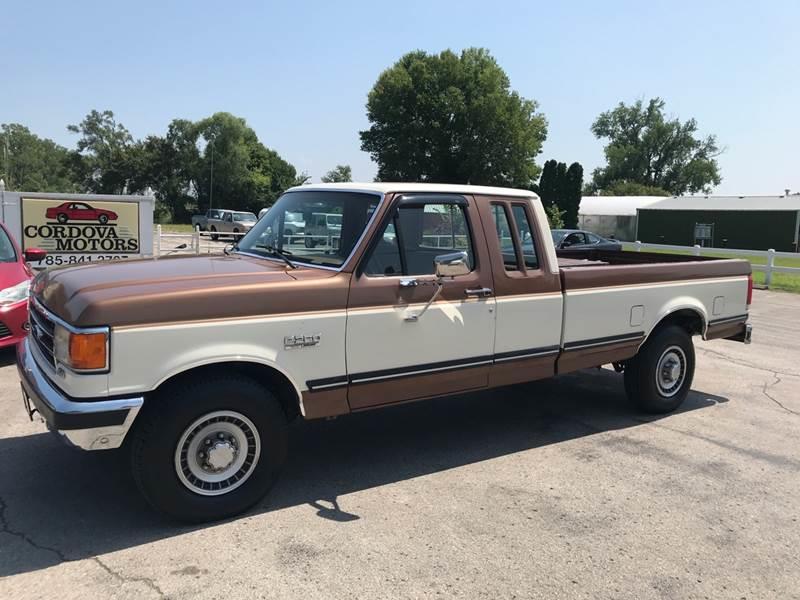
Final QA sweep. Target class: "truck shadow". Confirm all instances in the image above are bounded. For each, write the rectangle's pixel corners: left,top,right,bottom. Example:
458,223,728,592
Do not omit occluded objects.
0,367,726,578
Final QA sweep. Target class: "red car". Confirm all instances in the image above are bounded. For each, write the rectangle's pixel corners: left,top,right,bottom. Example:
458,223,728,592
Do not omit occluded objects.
0,222,46,349
45,201,118,225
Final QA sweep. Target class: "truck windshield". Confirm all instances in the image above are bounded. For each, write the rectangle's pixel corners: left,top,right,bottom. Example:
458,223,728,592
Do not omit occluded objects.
236,191,381,268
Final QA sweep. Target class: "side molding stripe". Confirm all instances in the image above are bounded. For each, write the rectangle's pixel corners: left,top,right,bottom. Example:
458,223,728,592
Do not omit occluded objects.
708,313,748,326
562,332,645,351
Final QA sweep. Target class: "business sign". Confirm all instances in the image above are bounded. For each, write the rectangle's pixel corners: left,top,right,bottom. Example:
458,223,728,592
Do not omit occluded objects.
21,197,141,267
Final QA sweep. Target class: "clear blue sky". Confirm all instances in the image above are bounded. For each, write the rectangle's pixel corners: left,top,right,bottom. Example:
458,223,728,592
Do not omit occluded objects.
3,0,798,195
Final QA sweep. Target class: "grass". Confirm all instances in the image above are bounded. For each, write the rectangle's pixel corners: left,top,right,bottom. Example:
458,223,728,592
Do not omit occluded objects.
622,244,800,293
155,223,196,233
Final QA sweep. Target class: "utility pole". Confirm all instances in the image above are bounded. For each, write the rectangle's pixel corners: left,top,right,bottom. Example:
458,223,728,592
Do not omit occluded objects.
209,138,215,211
2,136,9,189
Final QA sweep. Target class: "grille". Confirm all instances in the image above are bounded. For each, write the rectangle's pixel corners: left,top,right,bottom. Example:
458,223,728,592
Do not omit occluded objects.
29,300,56,367
0,322,10,339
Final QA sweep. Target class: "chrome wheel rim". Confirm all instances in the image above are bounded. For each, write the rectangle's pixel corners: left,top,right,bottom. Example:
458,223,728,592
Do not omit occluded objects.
174,410,261,496
655,345,687,398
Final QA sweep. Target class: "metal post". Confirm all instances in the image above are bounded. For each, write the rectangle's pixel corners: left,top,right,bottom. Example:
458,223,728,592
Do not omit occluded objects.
194,229,200,255
209,139,214,211
156,224,162,257
693,244,701,256
765,249,775,288
634,240,642,252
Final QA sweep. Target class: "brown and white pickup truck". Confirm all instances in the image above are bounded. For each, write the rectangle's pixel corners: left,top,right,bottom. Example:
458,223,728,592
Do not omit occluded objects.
18,183,753,521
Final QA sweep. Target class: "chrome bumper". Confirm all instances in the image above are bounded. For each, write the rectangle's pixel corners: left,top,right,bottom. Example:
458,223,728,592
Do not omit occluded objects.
17,338,143,450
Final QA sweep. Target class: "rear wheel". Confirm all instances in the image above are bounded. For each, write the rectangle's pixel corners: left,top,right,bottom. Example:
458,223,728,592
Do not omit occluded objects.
210,226,219,241
130,375,288,522
57,213,68,224
624,325,695,414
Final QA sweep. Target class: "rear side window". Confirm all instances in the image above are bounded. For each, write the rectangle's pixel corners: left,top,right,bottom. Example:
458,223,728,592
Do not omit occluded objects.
511,204,539,269
490,204,518,271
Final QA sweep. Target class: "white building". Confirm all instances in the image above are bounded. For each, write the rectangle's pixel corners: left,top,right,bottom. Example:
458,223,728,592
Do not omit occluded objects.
578,196,665,241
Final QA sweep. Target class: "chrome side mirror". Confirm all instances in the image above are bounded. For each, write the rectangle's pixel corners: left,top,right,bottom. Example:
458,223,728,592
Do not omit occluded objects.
403,252,470,323
434,251,470,278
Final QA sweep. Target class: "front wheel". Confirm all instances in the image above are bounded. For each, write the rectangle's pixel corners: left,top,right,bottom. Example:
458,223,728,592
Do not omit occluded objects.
130,375,288,522
98,214,109,225
210,226,219,242
624,325,695,414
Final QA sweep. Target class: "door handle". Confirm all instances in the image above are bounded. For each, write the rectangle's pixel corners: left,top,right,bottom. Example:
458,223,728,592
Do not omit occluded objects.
399,278,419,288
465,287,493,298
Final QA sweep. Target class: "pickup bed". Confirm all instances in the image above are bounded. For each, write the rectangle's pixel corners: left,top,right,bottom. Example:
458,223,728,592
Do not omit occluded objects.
18,182,752,521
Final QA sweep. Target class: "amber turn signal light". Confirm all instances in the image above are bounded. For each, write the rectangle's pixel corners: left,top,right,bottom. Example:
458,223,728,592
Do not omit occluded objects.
69,332,108,370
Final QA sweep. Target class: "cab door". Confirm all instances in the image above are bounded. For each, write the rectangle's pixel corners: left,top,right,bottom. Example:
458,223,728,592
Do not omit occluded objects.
345,194,496,410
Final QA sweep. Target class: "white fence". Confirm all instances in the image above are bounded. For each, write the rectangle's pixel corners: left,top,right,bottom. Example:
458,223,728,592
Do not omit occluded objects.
626,241,800,288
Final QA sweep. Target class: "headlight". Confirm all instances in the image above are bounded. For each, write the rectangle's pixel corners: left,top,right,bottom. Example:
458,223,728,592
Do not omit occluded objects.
0,280,30,306
53,324,109,372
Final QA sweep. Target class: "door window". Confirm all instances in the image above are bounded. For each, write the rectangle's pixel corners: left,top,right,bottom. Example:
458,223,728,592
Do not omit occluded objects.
511,205,539,269
586,232,601,244
365,201,474,276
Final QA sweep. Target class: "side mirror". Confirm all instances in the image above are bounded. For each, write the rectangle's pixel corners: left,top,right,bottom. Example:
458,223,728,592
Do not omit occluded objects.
24,248,47,263
434,251,470,278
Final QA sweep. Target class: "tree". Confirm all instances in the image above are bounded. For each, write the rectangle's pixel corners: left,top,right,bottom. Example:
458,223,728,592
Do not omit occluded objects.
595,181,671,197
561,162,583,229
537,159,559,207
68,110,139,194
545,204,565,229
589,97,721,195
360,48,547,187
535,159,583,228
0,124,77,192
194,112,297,214
321,164,352,183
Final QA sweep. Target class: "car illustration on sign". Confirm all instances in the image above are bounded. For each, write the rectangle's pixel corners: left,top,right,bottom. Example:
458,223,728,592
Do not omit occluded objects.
45,202,119,225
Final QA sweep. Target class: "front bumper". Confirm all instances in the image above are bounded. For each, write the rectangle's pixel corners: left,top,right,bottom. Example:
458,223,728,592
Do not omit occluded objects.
16,338,143,450
0,300,30,349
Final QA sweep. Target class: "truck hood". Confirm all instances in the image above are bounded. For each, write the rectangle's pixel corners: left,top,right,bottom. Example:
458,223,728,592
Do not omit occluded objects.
33,254,348,327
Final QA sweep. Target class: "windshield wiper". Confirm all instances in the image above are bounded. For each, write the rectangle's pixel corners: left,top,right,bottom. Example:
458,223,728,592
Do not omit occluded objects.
255,244,297,269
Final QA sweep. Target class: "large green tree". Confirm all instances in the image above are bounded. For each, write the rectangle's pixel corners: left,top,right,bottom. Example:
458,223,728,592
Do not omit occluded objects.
536,159,559,207
562,162,583,229
360,48,547,187
194,112,297,215
68,110,140,194
589,98,721,195
0,123,77,192
321,164,352,183
535,159,583,228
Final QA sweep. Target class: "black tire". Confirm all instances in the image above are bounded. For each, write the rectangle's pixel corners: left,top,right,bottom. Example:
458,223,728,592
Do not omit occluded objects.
130,375,288,523
304,237,316,248
624,324,695,414
210,226,219,242
57,213,68,224
98,214,109,224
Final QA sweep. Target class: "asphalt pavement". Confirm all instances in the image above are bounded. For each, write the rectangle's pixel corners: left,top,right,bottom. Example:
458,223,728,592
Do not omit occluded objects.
1,289,798,599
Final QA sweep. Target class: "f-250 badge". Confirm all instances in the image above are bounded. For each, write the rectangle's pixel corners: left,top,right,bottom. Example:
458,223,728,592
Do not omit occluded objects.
284,334,321,349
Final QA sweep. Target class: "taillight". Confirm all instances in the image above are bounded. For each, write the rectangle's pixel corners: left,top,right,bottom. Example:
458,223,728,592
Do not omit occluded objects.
747,273,753,306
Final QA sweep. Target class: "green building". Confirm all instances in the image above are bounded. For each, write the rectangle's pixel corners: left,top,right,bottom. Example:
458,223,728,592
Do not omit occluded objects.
636,195,800,252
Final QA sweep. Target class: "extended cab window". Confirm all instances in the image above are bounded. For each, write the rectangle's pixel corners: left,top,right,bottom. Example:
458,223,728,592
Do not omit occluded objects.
238,191,379,268
490,204,518,271
365,199,474,276
511,204,539,269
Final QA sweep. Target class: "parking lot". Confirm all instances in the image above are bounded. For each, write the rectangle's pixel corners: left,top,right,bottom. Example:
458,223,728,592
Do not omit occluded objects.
1,289,798,599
